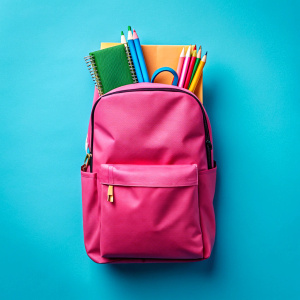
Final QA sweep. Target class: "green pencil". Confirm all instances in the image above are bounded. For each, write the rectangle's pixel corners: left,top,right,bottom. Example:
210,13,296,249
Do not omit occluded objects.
188,46,202,89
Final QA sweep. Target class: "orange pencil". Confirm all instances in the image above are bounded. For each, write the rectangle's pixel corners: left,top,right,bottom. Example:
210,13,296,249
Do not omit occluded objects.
184,49,197,89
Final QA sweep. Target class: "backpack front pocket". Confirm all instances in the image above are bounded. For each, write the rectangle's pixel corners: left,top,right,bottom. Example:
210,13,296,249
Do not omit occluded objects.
99,164,203,259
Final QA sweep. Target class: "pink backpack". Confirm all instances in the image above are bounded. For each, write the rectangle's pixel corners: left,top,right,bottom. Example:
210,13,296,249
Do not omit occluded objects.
81,82,217,264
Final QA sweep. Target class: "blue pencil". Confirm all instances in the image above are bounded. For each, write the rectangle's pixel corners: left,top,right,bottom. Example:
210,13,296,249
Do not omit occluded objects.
132,29,149,82
127,26,143,83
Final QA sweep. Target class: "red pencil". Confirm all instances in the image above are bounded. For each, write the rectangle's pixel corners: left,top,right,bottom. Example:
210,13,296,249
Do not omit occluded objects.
183,49,197,89
172,47,185,84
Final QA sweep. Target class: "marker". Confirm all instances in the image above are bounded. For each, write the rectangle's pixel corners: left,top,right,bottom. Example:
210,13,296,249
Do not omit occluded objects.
189,52,207,93
127,26,143,82
132,29,149,82
183,49,197,89
173,47,185,84
178,45,191,87
188,46,202,88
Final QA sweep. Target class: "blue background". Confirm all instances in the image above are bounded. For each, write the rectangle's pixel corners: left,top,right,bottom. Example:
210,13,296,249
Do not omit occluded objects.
1,0,299,299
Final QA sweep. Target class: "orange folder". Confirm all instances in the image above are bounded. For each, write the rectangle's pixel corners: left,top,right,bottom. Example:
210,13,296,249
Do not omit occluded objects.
101,43,203,103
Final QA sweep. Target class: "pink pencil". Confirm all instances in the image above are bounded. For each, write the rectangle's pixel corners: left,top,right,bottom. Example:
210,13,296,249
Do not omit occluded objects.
183,49,197,89
173,47,185,84
178,46,191,87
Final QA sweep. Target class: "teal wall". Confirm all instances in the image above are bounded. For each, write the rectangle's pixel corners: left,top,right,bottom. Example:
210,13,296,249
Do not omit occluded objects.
1,0,299,299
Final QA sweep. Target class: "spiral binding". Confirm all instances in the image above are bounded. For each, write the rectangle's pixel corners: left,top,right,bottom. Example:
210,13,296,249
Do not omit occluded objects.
124,43,138,83
84,55,104,95
84,44,138,95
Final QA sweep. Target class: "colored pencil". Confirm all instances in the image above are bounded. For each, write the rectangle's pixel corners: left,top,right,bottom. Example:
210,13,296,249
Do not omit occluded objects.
183,49,197,89
132,29,149,82
173,47,185,84
127,26,143,82
188,46,202,88
189,52,207,93
121,31,127,44
178,46,191,87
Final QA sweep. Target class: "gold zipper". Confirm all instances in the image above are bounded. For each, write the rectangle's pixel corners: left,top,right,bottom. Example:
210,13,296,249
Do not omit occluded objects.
107,185,114,202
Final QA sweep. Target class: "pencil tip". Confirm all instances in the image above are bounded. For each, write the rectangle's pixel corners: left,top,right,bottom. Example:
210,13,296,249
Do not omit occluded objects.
121,31,124,35
128,26,131,31
133,29,136,33
205,51,207,56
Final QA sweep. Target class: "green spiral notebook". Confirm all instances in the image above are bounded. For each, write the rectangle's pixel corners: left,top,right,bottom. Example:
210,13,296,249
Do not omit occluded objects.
84,44,137,95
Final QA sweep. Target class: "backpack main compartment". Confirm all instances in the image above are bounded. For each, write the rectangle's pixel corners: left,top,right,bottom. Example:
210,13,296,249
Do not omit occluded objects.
81,83,217,263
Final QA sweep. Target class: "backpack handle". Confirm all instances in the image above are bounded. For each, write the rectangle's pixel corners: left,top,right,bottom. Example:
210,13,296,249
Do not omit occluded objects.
151,67,178,86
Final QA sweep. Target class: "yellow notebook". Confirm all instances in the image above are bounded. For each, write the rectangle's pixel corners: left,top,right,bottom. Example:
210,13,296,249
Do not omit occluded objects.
101,43,203,103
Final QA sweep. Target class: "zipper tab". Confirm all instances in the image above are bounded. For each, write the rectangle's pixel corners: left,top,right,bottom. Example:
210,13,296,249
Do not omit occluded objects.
107,185,114,202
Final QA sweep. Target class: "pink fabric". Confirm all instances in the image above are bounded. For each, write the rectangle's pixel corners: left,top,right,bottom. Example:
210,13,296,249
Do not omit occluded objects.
80,171,100,263
82,83,217,263
100,164,198,187
100,164,202,259
87,84,215,164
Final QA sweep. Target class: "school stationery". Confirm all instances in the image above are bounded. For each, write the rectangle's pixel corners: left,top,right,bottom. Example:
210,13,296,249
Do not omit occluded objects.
84,44,137,95
121,31,126,45
132,29,150,82
183,49,197,89
173,47,185,84
128,26,143,82
120,31,137,78
178,45,191,87
189,46,202,88
189,52,207,93
81,78,217,264
100,43,204,102
151,67,178,86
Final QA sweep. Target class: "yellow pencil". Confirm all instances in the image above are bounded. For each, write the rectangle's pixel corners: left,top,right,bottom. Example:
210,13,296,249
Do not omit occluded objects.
188,52,207,93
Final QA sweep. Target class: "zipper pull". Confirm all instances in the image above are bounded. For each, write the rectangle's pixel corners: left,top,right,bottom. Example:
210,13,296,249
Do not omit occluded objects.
81,153,92,172
107,185,114,203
